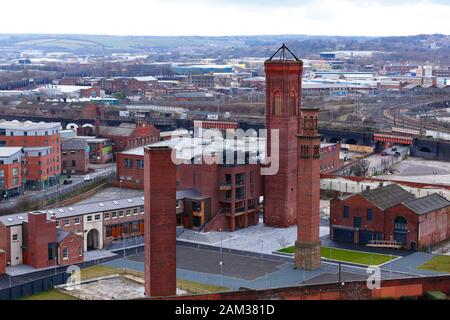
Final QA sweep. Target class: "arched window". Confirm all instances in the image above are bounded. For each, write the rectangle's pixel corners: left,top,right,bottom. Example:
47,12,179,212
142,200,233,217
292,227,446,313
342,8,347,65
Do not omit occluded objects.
394,216,407,231
289,91,297,116
273,92,282,116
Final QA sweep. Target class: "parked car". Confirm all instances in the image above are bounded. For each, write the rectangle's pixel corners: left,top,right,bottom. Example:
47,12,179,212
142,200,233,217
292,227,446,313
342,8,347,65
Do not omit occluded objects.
394,152,401,157
83,175,92,182
63,180,73,185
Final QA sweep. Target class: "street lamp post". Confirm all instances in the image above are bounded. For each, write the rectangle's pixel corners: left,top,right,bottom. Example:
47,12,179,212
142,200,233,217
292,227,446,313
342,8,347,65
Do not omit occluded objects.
220,228,222,253
219,261,224,287
260,239,264,259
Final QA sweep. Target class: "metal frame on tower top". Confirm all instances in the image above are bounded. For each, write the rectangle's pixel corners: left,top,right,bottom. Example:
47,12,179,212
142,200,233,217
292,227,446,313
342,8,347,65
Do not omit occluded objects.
268,43,300,61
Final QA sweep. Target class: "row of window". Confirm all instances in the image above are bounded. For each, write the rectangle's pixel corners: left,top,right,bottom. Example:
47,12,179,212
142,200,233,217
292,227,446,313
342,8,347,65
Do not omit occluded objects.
343,206,372,221
124,159,145,169
62,246,83,260
56,217,81,228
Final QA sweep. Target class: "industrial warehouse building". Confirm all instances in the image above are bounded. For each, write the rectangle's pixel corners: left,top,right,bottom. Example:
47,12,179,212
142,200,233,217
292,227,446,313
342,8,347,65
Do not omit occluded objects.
330,184,450,250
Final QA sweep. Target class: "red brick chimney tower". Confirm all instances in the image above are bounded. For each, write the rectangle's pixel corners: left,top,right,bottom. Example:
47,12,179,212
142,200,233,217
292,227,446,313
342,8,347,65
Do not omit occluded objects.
296,107,321,270
264,44,303,227
144,145,177,297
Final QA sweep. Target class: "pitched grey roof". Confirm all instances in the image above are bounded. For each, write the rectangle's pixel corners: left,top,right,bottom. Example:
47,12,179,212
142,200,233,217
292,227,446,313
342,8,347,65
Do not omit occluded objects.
403,193,450,215
360,184,415,210
61,138,87,151
56,230,72,242
176,188,207,201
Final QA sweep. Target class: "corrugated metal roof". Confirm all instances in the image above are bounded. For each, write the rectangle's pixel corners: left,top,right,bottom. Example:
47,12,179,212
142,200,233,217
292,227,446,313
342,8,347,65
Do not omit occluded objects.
403,193,450,215
360,184,415,210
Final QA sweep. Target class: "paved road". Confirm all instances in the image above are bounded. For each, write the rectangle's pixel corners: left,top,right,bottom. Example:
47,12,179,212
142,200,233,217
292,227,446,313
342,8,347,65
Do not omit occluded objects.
0,165,115,213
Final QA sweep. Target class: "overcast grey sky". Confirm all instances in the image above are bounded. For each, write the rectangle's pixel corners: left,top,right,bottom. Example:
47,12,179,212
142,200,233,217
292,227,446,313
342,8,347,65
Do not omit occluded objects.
2,0,449,36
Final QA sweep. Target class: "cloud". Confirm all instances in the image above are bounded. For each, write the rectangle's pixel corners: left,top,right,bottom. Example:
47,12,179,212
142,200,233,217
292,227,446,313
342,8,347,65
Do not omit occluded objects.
0,0,449,36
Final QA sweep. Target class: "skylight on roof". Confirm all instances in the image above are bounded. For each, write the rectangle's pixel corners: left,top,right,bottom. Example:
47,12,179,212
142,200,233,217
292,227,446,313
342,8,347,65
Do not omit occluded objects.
48,210,55,214
17,216,24,220
98,203,105,207
59,209,64,213
127,199,133,203
68,208,75,211
113,201,119,205
7,218,14,222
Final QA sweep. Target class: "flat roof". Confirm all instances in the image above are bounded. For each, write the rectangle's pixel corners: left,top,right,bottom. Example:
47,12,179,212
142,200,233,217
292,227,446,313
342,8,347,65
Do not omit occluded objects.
0,147,23,158
0,189,209,227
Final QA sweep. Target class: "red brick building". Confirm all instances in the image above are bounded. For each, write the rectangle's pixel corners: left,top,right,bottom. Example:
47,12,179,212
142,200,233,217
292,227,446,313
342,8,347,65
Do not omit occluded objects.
78,121,160,156
0,147,23,198
330,184,450,250
0,120,62,190
116,145,263,231
61,138,89,174
22,212,57,269
56,231,84,266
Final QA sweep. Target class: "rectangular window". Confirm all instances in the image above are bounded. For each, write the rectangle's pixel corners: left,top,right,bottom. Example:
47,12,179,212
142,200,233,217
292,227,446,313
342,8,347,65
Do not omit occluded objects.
74,217,80,225
354,216,362,229
236,173,246,186
12,234,18,241
64,219,70,227
343,206,349,218
112,211,117,218
87,215,93,222
367,208,373,221
56,220,60,228
104,212,110,219
192,201,201,212
48,243,57,260
126,210,131,216
133,208,138,215
94,214,101,221
119,211,124,217
62,248,69,260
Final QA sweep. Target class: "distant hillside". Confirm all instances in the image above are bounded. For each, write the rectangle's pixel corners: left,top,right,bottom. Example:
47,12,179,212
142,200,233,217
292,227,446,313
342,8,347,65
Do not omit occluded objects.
0,33,449,62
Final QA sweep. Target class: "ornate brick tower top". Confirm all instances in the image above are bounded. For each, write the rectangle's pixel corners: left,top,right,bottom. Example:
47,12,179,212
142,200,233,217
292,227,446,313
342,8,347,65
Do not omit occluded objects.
264,44,303,227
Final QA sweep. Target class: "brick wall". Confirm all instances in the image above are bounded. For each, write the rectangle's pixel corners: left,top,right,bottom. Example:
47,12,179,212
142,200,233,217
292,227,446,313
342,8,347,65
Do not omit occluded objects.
58,233,83,266
153,275,450,300
62,149,89,174
24,212,57,269
144,146,176,297
330,194,385,243
0,250,5,274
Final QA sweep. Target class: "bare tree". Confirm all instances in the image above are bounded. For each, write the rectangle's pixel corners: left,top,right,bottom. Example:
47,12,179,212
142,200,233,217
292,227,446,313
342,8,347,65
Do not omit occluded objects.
349,159,370,177
342,282,371,300
277,237,290,249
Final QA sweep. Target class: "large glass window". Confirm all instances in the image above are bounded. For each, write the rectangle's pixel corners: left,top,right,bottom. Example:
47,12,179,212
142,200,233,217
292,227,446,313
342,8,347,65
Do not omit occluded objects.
394,216,407,231
236,173,246,186
236,187,246,200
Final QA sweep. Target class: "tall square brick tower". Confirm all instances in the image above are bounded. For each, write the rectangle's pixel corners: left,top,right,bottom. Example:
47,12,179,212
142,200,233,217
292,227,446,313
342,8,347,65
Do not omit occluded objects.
264,44,303,227
296,107,322,270
144,146,177,297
